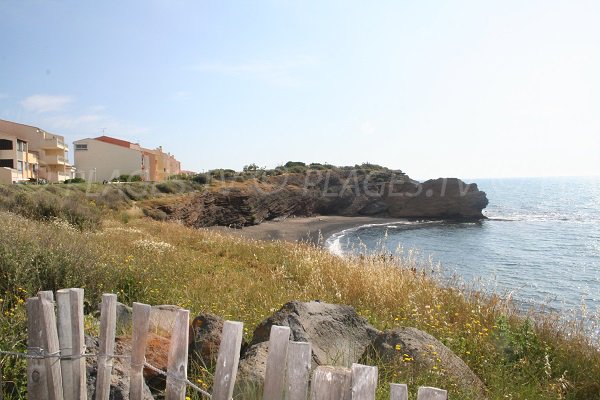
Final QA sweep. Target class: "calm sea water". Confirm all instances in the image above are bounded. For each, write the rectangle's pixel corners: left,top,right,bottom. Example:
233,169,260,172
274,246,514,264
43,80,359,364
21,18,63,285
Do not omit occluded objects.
326,177,600,331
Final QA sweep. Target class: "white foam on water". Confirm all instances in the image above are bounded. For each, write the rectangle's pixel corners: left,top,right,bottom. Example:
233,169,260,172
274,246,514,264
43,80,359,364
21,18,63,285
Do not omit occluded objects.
324,220,438,256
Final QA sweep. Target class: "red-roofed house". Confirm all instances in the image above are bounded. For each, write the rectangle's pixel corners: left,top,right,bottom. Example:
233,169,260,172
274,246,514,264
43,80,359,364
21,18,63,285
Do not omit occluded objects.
73,136,181,182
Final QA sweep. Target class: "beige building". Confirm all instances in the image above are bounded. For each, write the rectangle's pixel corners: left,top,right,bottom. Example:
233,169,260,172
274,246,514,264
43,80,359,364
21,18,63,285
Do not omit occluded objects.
73,136,181,182
0,119,72,184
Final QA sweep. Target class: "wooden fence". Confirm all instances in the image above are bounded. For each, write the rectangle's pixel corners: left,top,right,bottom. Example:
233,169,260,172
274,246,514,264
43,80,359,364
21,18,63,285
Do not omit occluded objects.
0,289,449,400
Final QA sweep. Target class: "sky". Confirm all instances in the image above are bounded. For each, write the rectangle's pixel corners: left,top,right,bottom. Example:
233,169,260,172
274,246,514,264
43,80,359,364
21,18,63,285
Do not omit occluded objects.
1,0,599,179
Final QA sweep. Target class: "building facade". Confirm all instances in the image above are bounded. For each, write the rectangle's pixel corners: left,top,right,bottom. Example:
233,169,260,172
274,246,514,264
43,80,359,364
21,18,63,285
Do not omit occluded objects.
73,136,181,182
0,119,72,184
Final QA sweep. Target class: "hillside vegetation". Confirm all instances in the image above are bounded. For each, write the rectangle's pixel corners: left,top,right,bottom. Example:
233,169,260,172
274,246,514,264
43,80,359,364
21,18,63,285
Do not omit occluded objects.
0,182,599,399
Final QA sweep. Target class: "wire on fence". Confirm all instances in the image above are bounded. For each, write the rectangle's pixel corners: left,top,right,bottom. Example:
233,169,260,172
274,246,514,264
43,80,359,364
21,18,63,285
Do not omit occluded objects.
0,349,212,398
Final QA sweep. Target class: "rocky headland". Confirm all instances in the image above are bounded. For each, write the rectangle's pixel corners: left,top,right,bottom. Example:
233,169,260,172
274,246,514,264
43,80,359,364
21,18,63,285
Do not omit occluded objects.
143,167,488,229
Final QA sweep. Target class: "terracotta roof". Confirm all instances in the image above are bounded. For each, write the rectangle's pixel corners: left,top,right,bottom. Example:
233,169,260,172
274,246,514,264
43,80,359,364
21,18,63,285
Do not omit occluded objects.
95,135,134,148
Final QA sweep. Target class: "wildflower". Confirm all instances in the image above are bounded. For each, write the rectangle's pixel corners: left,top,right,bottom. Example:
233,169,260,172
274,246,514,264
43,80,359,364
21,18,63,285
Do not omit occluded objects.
395,344,402,351
133,239,175,253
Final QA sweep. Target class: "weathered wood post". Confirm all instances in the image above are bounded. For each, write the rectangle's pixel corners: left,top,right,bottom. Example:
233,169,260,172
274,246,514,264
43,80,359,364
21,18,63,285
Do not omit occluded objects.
310,366,352,400
96,294,117,400
351,363,378,400
26,297,48,400
69,289,86,400
263,325,291,400
39,291,64,400
57,288,86,400
389,383,408,400
130,302,151,400
417,387,447,400
284,341,311,400
56,289,73,399
212,321,244,400
165,309,190,400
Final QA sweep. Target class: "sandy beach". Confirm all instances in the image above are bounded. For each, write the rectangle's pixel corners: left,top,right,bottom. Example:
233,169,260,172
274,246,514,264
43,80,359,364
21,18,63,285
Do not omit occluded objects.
209,215,402,245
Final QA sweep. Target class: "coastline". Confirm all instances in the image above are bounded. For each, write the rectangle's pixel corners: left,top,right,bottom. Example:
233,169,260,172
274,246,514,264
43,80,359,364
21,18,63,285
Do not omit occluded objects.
208,215,403,245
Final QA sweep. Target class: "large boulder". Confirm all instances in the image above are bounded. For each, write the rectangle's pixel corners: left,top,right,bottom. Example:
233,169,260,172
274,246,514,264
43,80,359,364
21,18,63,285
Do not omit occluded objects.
237,301,379,390
235,341,270,395
189,312,226,368
361,327,487,398
250,301,380,367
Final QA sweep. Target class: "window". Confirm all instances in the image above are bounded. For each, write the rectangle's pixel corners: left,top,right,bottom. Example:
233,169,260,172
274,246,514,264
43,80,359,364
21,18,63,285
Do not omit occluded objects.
17,140,26,152
0,139,13,150
0,159,13,168
17,161,23,172
75,144,88,150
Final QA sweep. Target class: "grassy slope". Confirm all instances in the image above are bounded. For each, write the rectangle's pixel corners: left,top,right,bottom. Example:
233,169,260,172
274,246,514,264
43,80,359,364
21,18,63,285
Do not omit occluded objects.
0,184,599,399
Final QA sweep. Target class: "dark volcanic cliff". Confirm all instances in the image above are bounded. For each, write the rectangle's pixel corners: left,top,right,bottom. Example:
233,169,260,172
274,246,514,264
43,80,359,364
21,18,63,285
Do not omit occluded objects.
145,170,488,228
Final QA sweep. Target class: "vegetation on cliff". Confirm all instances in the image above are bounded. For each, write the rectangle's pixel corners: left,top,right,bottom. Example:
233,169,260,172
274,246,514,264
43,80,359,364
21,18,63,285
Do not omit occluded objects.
0,182,598,399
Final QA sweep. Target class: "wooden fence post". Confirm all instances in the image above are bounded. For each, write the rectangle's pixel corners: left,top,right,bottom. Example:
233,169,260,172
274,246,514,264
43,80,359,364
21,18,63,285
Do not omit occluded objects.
96,294,117,400
212,321,244,400
26,297,48,400
417,387,447,400
70,289,86,400
310,366,352,400
389,383,408,400
263,325,291,400
39,292,64,400
130,302,151,400
351,363,377,400
285,341,311,400
165,309,190,400
56,289,73,399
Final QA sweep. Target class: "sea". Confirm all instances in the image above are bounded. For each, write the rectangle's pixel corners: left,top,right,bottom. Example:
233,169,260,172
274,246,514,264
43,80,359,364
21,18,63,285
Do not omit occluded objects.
326,177,600,337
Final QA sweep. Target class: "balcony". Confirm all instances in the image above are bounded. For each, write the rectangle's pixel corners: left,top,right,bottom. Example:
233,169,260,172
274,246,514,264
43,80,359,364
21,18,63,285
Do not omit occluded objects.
42,137,68,151
27,152,39,165
44,154,71,166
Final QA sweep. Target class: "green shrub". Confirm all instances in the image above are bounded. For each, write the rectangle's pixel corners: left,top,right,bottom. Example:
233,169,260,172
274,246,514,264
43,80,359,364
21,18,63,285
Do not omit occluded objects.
192,174,209,184
284,161,306,168
209,169,237,180
64,177,86,184
168,173,192,181
0,189,101,230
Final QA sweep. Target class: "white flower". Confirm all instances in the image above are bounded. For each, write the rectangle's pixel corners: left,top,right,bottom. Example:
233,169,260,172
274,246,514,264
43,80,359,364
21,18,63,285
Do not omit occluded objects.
133,239,174,253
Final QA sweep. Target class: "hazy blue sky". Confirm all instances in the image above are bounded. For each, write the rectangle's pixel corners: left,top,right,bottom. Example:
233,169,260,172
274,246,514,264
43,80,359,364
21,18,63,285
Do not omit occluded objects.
1,0,599,179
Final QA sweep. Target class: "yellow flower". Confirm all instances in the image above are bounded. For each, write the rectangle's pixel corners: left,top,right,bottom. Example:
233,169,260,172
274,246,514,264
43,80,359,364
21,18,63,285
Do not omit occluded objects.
395,344,402,351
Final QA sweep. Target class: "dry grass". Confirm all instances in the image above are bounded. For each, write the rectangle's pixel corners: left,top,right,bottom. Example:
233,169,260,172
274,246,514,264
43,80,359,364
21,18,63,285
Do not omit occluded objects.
0,206,599,399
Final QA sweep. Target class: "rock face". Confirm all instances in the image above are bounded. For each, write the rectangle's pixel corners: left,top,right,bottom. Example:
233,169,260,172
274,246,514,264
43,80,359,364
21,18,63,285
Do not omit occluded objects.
237,301,380,388
145,170,488,228
251,301,380,366
361,327,487,398
189,312,227,368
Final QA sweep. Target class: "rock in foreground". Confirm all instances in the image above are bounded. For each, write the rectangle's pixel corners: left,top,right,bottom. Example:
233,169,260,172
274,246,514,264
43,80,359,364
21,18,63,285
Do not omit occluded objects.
361,327,487,398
